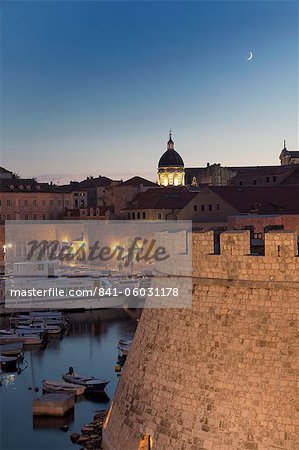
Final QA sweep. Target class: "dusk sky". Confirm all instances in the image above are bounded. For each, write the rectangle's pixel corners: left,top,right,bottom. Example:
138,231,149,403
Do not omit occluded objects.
1,1,298,183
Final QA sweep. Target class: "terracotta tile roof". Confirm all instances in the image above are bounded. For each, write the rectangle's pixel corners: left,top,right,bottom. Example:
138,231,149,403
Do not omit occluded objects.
125,187,197,210
0,178,71,193
207,185,299,214
77,176,114,188
0,167,13,174
116,176,157,188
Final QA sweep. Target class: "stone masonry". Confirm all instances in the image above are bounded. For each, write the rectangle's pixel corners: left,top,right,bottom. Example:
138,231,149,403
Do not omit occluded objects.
103,230,299,450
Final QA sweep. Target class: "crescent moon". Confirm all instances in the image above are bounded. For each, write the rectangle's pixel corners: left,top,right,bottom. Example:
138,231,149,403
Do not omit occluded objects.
247,51,253,61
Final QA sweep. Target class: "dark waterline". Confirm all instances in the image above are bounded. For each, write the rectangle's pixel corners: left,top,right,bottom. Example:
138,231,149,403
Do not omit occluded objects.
0,309,137,450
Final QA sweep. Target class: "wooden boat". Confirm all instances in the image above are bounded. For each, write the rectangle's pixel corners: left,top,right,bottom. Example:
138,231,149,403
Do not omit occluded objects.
0,334,43,346
1,328,45,336
62,371,109,393
0,342,23,356
17,313,67,327
42,380,85,396
14,324,61,335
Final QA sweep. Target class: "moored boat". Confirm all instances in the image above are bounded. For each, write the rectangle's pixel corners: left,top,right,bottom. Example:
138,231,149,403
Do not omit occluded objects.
42,380,85,396
0,342,23,356
0,355,19,372
62,368,109,393
0,334,44,346
117,339,132,356
14,324,61,335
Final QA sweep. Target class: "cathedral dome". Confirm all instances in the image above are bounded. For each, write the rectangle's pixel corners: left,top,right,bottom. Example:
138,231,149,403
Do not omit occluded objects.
157,132,185,187
158,133,184,168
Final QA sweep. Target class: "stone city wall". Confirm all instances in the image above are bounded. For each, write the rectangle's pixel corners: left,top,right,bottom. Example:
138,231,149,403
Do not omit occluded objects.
103,230,299,450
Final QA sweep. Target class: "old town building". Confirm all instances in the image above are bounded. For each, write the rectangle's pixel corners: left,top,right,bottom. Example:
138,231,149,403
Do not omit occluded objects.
0,175,72,222
279,140,299,165
185,142,299,187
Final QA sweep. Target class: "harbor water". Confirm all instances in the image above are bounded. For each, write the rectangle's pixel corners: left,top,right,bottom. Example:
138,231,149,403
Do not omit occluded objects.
0,309,137,450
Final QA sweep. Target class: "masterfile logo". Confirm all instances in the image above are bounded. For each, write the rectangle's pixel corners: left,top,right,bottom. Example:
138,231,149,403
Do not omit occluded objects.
4,220,192,310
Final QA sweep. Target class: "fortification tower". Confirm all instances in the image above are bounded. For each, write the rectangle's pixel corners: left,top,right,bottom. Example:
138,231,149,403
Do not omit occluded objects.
103,230,299,450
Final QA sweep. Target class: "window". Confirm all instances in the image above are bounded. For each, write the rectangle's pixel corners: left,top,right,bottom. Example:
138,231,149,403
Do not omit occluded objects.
216,204,220,211
33,199,37,206
24,200,28,206
209,204,212,211
157,213,162,219
6,213,11,220
65,200,69,206
42,214,46,220
6,200,11,206
253,179,257,185
24,214,29,220
50,200,54,206
194,204,198,212
273,176,277,182
42,200,46,206
137,212,140,219
201,204,205,211
33,214,37,220
128,213,131,219
266,177,270,183
58,200,62,206
0,200,1,206
49,213,54,220
142,212,146,219
239,180,243,186
132,212,135,220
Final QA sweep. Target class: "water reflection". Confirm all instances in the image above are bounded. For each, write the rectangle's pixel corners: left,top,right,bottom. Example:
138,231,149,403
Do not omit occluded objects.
1,309,137,450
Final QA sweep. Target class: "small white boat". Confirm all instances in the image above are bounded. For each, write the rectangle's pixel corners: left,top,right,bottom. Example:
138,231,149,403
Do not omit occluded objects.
42,380,85,396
